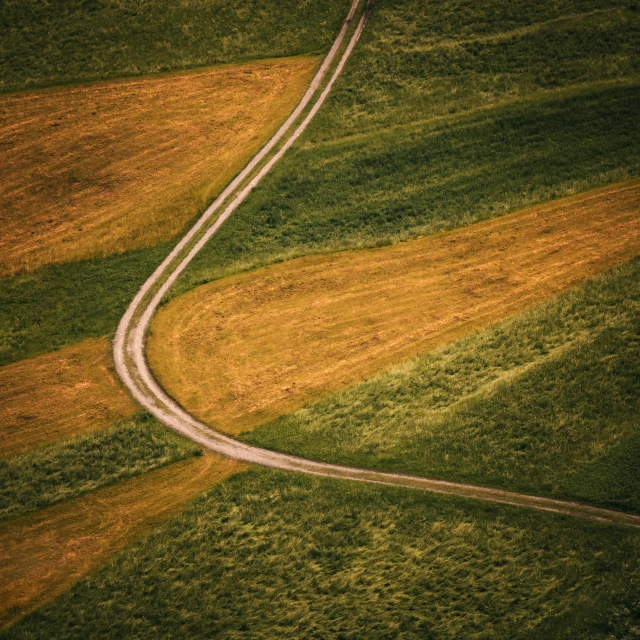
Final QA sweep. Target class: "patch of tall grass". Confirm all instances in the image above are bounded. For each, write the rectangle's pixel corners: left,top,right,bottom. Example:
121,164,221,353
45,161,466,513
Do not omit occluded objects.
312,0,640,137
4,469,639,638
244,261,640,512
0,242,171,366
0,413,200,521
0,0,350,92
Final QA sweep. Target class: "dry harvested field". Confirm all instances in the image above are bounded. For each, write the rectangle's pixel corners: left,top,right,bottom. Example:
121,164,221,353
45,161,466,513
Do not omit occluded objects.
0,453,243,630
0,337,136,457
0,56,318,276
149,180,640,436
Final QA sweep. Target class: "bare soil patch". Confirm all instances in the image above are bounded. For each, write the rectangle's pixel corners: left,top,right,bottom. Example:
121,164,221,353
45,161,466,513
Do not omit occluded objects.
0,56,318,276
148,181,640,436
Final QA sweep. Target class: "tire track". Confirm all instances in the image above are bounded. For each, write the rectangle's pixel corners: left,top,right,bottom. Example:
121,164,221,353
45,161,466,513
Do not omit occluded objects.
113,0,640,530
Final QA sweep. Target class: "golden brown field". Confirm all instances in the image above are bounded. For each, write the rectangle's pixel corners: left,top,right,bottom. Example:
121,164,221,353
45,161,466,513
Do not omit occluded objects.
148,180,640,436
0,337,137,457
0,56,318,276
0,453,244,629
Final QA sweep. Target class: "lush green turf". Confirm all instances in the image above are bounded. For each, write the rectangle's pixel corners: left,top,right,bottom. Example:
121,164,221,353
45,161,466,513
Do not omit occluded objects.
0,0,350,92
3,468,639,639
0,413,199,522
313,0,640,137
243,261,640,513
0,242,171,366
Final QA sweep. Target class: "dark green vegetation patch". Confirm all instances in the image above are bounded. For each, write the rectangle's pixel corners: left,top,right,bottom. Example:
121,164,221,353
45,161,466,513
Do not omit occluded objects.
245,261,640,514
0,0,351,92
0,413,200,521
179,85,640,292
4,469,639,638
315,0,640,135
0,242,171,366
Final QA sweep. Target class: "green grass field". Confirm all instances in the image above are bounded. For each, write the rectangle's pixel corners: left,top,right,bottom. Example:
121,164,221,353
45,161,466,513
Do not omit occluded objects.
178,84,640,293
3,469,639,639
1,0,639,635
0,0,350,92
312,0,640,136
0,413,200,522
176,0,640,293
0,243,171,366
243,261,640,514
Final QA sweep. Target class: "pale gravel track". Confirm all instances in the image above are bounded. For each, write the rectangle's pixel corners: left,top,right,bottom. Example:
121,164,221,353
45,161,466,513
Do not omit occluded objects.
113,0,640,531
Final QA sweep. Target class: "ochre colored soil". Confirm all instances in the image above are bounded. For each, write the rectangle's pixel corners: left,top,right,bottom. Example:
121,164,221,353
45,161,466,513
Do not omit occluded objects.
148,180,640,436
0,56,318,276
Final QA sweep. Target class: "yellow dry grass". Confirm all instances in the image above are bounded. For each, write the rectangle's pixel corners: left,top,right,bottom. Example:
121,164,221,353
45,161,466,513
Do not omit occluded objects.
0,56,319,276
0,453,245,630
148,180,640,436
0,337,136,457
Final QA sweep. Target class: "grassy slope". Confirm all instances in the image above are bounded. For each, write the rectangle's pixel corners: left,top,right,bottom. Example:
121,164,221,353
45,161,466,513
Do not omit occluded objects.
176,0,640,292
0,0,350,92
1,56,319,276
0,243,169,366
148,182,639,438
0,414,201,522
0,454,242,631
244,261,640,513
312,0,640,136
4,469,639,639
1,0,638,364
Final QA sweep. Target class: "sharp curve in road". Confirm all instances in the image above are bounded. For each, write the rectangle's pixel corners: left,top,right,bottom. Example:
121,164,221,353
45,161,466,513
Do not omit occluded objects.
113,0,640,530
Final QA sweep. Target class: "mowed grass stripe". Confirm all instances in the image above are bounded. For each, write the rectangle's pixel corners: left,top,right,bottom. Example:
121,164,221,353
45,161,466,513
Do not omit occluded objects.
149,180,640,435
0,56,319,276
0,337,136,457
0,453,244,631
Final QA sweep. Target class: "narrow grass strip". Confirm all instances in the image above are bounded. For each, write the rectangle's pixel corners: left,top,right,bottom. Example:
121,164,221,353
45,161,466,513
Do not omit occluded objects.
1,0,351,92
0,413,200,522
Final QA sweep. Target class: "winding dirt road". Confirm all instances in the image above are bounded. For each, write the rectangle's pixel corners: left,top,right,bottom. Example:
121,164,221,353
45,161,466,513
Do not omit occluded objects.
113,0,640,530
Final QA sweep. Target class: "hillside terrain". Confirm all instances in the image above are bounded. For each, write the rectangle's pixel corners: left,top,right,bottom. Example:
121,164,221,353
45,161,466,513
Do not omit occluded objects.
0,0,639,637
1,0,350,91
150,182,639,436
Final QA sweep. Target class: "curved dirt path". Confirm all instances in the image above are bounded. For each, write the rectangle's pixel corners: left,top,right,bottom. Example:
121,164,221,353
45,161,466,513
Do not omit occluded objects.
113,0,640,530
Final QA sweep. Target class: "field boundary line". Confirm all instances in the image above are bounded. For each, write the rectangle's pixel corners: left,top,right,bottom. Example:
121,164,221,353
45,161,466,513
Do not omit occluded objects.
113,0,640,530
